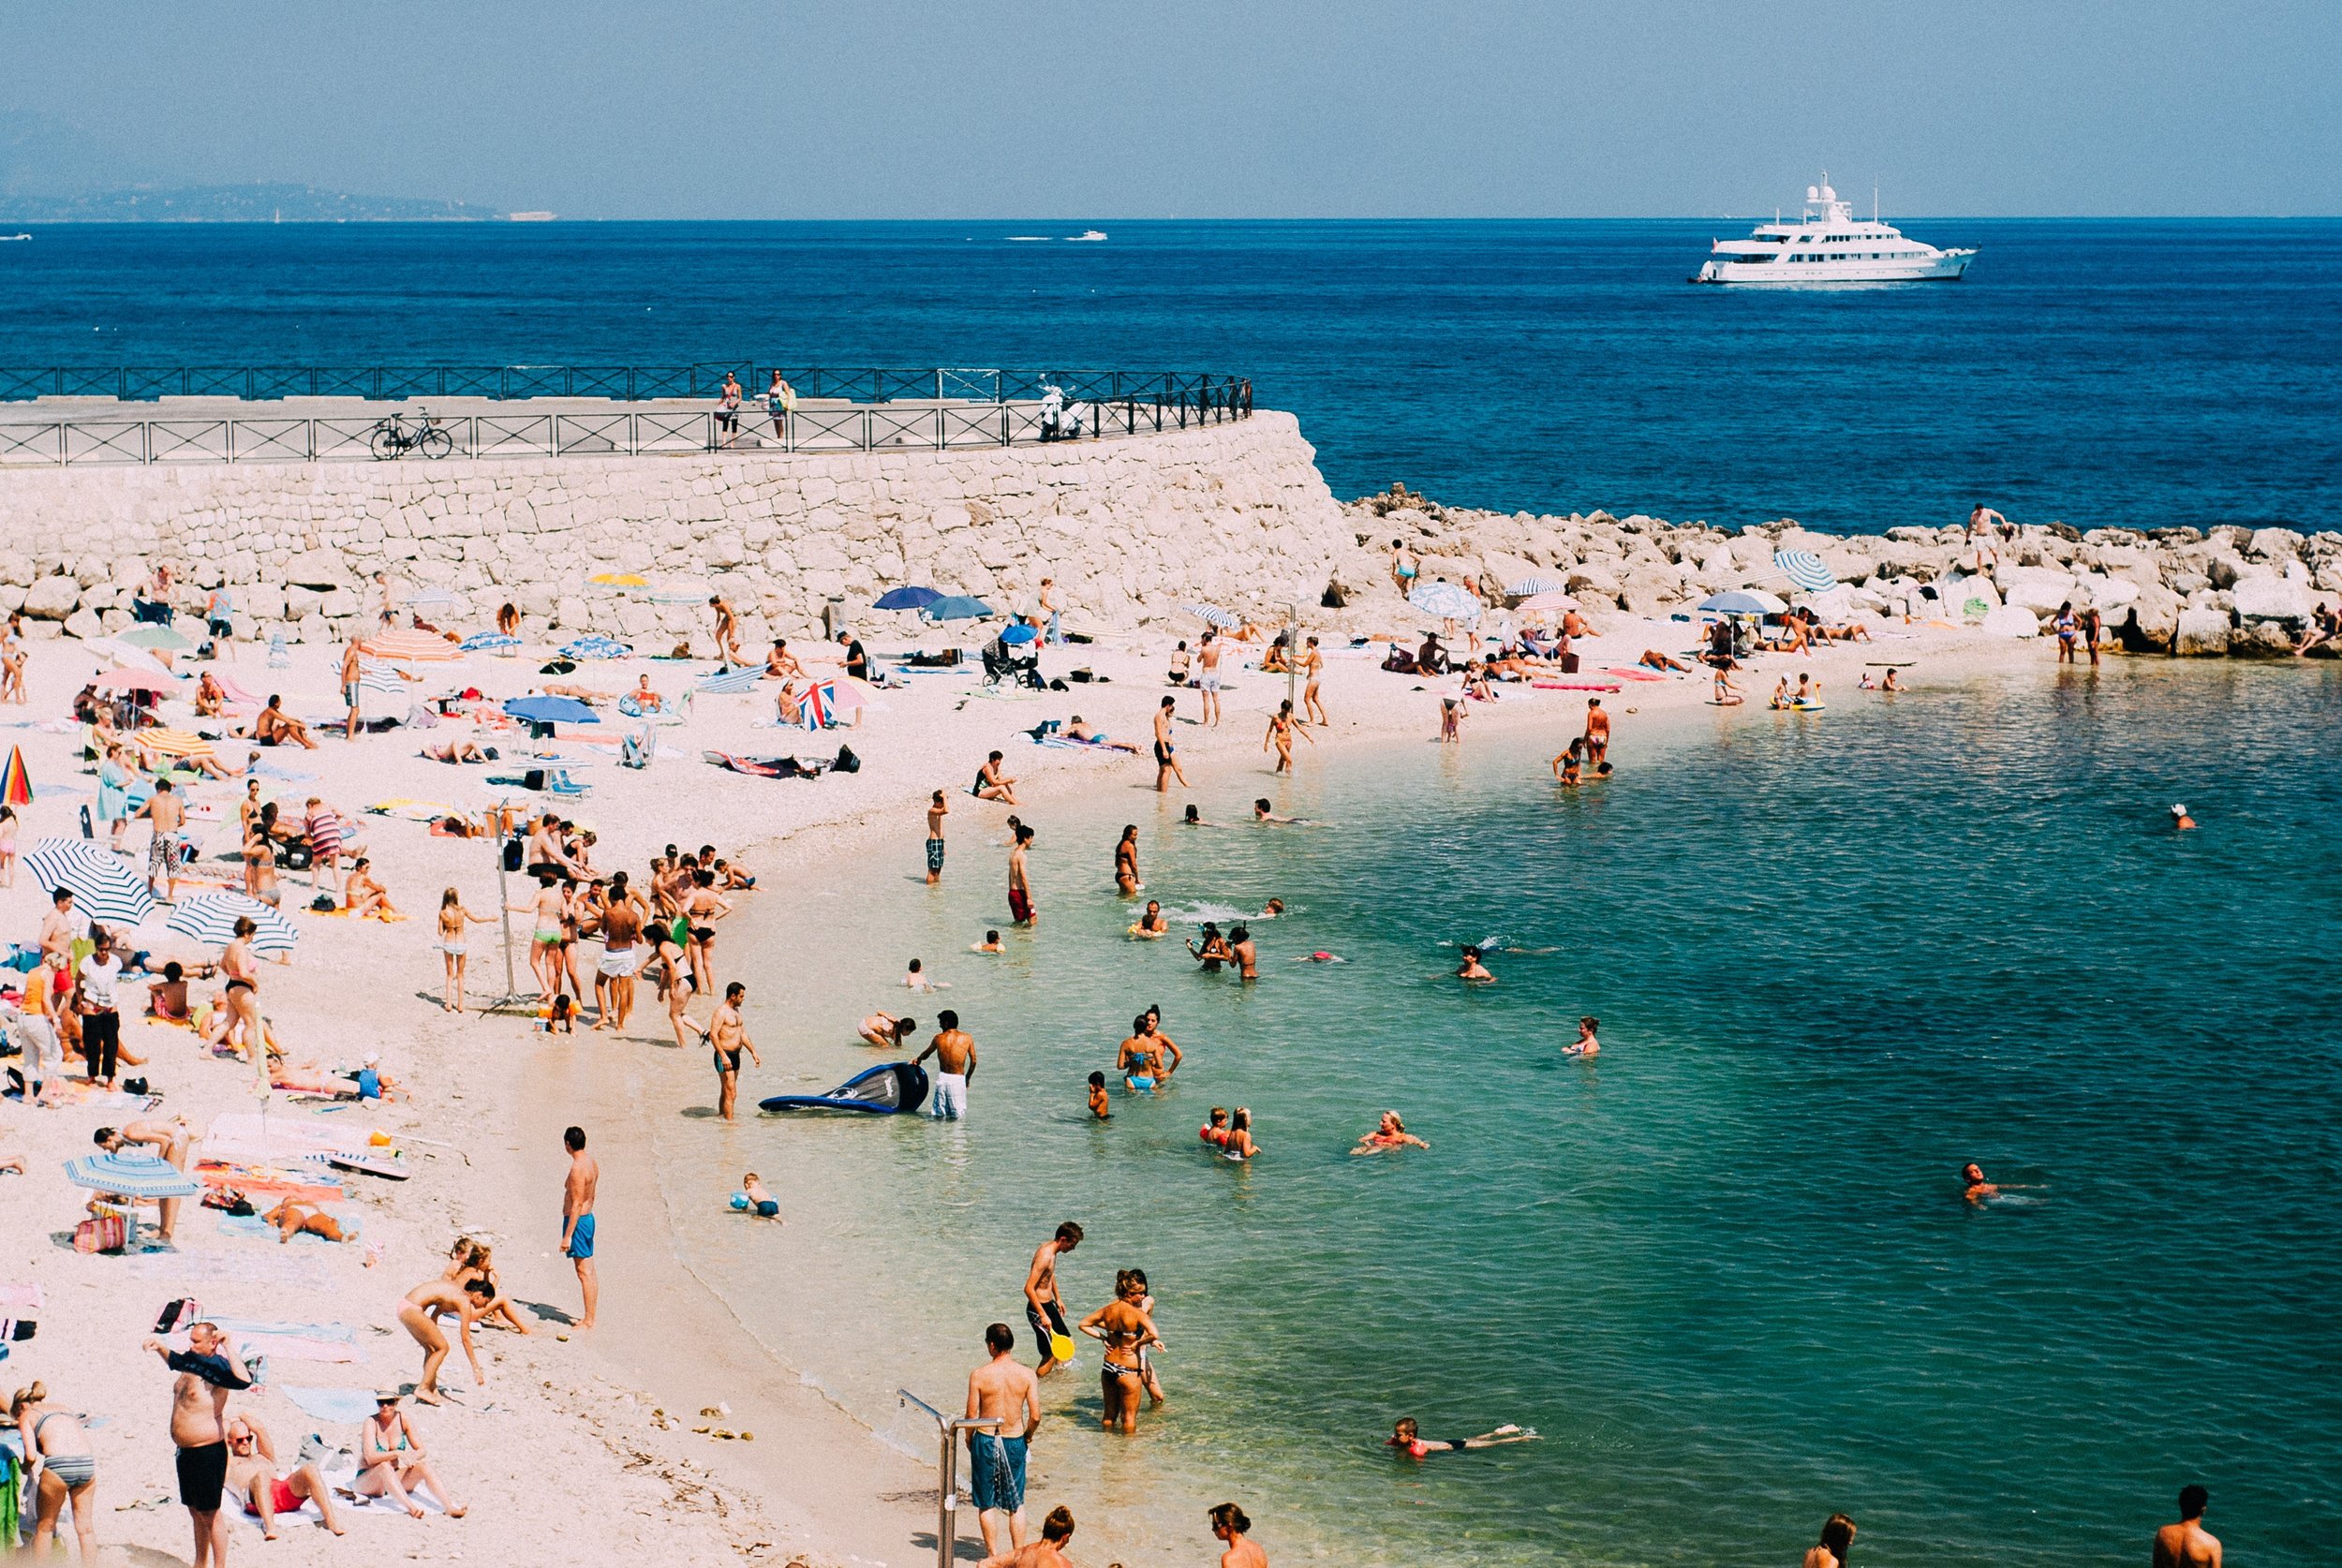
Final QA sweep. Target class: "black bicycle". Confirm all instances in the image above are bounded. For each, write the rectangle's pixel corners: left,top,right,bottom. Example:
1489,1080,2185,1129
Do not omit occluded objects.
369,409,455,460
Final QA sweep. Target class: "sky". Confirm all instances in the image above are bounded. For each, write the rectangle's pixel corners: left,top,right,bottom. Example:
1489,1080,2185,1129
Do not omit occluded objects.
2,1,2336,218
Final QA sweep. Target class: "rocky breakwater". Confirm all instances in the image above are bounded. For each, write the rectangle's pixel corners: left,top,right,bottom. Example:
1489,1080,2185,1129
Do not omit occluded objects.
1323,485,2342,656
0,412,1351,650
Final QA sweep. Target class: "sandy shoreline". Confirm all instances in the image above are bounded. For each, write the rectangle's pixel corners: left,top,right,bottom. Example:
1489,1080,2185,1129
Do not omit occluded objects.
0,607,2134,1564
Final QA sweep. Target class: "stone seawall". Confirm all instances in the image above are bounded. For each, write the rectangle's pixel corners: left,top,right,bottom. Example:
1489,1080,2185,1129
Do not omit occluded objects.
0,412,1349,648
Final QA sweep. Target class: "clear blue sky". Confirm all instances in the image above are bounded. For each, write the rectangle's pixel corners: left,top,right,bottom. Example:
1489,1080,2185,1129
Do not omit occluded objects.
3,0,2335,217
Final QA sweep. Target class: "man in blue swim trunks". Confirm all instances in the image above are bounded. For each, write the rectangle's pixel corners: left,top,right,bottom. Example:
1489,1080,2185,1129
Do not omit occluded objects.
560,1126,599,1331
964,1322,1041,1560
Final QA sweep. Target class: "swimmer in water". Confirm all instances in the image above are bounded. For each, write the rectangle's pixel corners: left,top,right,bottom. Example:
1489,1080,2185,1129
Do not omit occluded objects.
859,1013,917,1049
1962,1162,1999,1203
1562,1016,1599,1057
1456,945,1494,984
1088,1071,1112,1120
1223,1106,1259,1161
1291,950,1346,964
1189,924,1233,972
2171,803,2196,831
971,929,1003,954
1181,804,1214,827
1199,1107,1230,1147
1350,1111,1430,1155
1386,1417,1538,1458
1253,798,1294,824
1130,900,1170,939
1260,898,1285,917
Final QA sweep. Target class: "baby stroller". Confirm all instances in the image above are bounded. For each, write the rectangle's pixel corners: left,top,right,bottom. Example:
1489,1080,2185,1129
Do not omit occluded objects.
981,638,1046,690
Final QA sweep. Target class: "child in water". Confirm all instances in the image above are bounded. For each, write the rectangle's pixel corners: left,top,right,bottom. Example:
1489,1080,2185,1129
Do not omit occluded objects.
741,1172,780,1220
1088,1072,1112,1120
970,930,1003,954
1386,1417,1538,1458
1199,1107,1229,1147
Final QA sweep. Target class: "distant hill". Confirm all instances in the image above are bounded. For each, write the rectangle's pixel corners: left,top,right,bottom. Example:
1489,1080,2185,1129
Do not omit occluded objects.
0,184,501,222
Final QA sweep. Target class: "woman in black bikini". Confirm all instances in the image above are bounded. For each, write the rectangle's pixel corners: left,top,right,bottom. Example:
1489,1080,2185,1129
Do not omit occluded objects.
1078,1270,1162,1435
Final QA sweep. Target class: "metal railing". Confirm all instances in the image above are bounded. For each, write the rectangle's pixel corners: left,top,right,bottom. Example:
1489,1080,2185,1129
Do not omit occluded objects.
898,1389,1002,1568
0,389,1253,469
0,362,1250,408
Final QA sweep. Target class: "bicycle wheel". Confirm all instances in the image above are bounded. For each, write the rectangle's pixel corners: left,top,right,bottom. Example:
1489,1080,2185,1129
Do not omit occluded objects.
369,426,401,460
418,426,455,460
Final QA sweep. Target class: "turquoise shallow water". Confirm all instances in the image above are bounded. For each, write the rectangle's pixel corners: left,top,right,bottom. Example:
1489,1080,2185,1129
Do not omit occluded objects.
654,663,2340,1567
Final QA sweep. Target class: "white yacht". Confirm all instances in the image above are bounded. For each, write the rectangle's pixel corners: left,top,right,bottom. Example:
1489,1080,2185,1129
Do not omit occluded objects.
1693,177,1974,285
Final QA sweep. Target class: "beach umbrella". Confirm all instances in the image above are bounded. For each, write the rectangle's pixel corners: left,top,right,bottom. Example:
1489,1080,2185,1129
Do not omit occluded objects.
24,837,158,928
872,585,942,612
1516,590,1579,614
999,624,1039,645
119,624,196,653
1700,589,1787,616
800,684,833,729
1773,549,1840,595
367,629,466,664
1505,574,1568,598
459,632,522,653
167,891,300,956
1408,582,1482,621
559,635,633,660
94,668,180,696
63,1151,201,1201
0,746,30,807
127,728,214,761
824,679,872,711
697,665,765,695
587,572,648,587
1180,601,1242,629
504,695,600,726
923,595,995,622
645,580,713,606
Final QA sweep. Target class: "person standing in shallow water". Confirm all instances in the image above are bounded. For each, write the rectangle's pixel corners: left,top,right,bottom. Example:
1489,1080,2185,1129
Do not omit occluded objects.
926,790,948,885
2153,1486,2220,1568
1113,825,1140,896
1008,823,1037,926
1802,1513,1855,1568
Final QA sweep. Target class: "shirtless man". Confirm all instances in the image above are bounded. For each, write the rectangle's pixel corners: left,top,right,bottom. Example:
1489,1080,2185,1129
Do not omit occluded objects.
38,885,86,965
561,1126,600,1330
224,1413,345,1538
926,790,949,884
136,777,187,898
691,981,761,1121
1456,946,1494,983
763,637,804,680
146,1323,245,1568
2154,1487,2220,1568
1211,1501,1268,1568
1196,632,1224,727
965,1323,1043,1560
983,1506,1075,1568
339,638,366,741
1227,924,1258,981
1582,698,1611,767
1021,1221,1082,1377
594,882,644,1030
1007,824,1036,927
915,1010,976,1119
252,695,318,749
1152,696,1189,791
395,1275,494,1402
711,596,744,666
1961,1162,1998,1203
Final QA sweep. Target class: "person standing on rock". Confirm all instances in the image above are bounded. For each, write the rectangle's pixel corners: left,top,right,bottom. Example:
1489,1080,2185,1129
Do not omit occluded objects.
1390,539,1418,593
1152,697,1189,792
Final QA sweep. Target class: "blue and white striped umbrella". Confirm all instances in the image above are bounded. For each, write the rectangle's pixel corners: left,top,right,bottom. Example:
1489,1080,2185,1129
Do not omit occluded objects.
64,1151,202,1200
459,632,522,653
697,665,765,695
1408,582,1483,622
1506,574,1567,598
1181,601,1242,629
167,892,300,956
24,837,156,930
560,635,634,660
1773,549,1840,595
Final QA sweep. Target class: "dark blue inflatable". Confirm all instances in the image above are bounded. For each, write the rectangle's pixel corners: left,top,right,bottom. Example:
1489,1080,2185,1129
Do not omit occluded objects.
759,1060,929,1115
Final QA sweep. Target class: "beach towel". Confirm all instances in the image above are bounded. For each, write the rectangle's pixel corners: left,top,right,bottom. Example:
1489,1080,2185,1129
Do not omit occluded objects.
0,1283,41,1312
279,1385,382,1425
249,762,319,782
1530,681,1624,693
166,1324,362,1364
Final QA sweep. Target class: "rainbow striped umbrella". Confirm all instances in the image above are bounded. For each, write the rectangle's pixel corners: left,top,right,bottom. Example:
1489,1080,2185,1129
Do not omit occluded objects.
367,629,466,664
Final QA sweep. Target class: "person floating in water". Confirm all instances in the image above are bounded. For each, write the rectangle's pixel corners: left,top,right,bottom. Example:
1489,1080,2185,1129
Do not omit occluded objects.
971,929,1003,954
1962,1162,1999,1203
1456,945,1494,983
1562,1016,1599,1057
1351,1112,1430,1155
1292,950,1345,964
1385,1417,1538,1458
1129,900,1169,939
2171,803,2197,831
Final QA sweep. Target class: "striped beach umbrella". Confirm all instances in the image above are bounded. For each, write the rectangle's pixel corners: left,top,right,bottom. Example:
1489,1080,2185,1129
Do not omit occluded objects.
1408,582,1482,622
459,632,522,653
167,892,300,956
127,728,213,761
367,629,466,664
697,665,765,695
1506,574,1568,598
64,1151,202,1200
1773,549,1841,595
119,624,197,653
25,838,159,929
560,635,634,660
1180,601,1243,629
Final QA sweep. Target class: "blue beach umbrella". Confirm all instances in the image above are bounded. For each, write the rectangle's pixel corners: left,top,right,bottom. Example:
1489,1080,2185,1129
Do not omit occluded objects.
459,632,522,653
559,635,634,660
1773,549,1840,595
65,1151,202,1200
697,665,766,695
1408,582,1482,622
167,892,299,956
504,695,600,726
1181,601,1242,629
24,838,157,930
873,585,942,611
924,595,995,622
1505,574,1567,599
1700,590,1787,616
998,624,1040,645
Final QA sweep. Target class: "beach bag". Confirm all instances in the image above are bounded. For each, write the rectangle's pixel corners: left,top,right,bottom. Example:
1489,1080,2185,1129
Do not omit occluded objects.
154,1296,203,1332
1560,652,1580,673
833,745,860,774
74,1215,126,1254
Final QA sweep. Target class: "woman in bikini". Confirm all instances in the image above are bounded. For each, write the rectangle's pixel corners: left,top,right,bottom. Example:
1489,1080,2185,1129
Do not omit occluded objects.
1263,699,1312,775
1223,1106,1261,1161
1113,825,1141,896
355,1391,466,1517
1188,924,1233,973
447,1239,532,1335
11,1381,99,1561
435,889,493,1013
1077,1270,1163,1435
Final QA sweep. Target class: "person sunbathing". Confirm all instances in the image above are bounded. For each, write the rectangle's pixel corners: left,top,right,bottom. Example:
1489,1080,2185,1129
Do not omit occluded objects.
973,752,1018,804
629,674,664,712
1638,649,1693,672
344,858,399,919
775,680,805,725
1061,716,1138,751
421,737,494,762
538,683,608,704
356,1392,466,1516
764,639,806,680
261,1198,348,1244
250,696,319,749
859,1012,917,1048
226,1413,346,1538
1823,619,1872,643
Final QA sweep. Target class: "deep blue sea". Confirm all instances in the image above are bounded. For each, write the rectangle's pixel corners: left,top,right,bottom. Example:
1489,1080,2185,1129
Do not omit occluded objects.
3,219,2339,531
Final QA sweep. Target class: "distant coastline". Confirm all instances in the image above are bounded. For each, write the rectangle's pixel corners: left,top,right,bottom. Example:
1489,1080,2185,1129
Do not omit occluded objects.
0,182,502,222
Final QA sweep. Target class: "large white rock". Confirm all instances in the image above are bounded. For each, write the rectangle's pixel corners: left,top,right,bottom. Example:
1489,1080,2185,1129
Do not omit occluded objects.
2231,575,2313,621
283,549,348,588
2173,609,2231,656
62,608,104,641
2247,526,2300,561
21,575,79,620
1980,605,2039,639
1994,567,2080,614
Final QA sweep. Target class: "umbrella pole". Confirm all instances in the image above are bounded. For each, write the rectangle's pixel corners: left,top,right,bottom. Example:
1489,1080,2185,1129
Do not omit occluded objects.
475,819,539,1020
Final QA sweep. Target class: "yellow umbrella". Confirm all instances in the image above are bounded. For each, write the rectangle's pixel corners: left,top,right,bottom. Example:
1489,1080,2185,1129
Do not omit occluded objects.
587,572,648,587
130,728,214,760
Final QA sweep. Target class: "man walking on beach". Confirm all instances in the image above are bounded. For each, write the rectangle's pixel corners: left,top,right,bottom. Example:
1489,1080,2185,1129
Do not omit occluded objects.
340,637,366,741
693,981,760,1121
965,1323,1042,1561
926,789,949,884
594,881,643,1031
1008,823,1036,926
146,1322,247,1568
915,1010,975,1118
560,1126,599,1331
2154,1487,2220,1568
136,777,186,900
1153,697,1189,792
1023,1221,1082,1377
